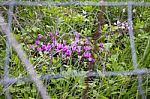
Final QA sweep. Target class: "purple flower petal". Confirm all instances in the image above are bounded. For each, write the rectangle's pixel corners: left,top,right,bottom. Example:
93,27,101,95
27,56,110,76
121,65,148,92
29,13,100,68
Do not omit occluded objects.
88,57,92,61
57,43,63,49
49,32,53,37
74,32,80,42
71,43,77,51
72,46,76,51
30,45,35,50
83,52,91,58
46,43,51,50
65,49,71,56
35,40,40,45
37,47,42,52
76,46,81,54
100,42,103,48
83,46,91,51
37,34,42,39
63,45,69,52
85,39,90,44
41,44,47,51
88,57,95,63
62,54,66,58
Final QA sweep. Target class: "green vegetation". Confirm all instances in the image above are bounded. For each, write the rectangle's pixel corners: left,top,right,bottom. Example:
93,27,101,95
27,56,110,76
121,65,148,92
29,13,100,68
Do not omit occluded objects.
0,0,150,99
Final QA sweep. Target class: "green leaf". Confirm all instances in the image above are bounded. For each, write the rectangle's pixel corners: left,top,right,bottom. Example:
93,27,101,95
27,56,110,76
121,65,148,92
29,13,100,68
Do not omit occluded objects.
104,43,113,49
142,37,150,61
99,96,109,99
139,37,150,64
32,27,40,32
31,88,36,93
52,58,57,64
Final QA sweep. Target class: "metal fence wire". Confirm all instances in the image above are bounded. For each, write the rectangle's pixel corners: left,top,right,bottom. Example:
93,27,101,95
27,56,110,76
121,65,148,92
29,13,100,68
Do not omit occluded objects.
0,0,150,99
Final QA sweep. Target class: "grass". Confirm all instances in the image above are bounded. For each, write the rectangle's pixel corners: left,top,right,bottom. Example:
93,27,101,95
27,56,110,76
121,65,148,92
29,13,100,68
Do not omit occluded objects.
0,0,150,99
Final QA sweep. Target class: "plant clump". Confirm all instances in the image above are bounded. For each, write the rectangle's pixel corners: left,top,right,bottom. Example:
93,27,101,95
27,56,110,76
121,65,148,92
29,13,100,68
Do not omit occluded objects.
30,32,104,65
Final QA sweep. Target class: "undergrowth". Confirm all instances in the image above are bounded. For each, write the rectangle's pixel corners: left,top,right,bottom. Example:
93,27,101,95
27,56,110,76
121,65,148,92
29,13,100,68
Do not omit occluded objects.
0,0,150,99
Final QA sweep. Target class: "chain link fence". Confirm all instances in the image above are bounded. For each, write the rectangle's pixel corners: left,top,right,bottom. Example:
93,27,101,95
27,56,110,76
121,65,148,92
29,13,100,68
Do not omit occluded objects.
0,0,150,99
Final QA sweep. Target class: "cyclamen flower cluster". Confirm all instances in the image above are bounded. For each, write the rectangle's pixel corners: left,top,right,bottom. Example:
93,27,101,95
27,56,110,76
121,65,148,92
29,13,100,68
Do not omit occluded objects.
30,32,104,63
114,20,129,30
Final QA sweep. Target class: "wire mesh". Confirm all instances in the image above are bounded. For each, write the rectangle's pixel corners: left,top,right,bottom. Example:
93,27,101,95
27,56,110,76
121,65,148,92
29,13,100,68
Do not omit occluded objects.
0,1,150,99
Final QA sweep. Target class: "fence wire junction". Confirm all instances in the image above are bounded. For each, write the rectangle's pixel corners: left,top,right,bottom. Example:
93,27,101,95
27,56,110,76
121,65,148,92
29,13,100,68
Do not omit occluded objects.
0,1,150,99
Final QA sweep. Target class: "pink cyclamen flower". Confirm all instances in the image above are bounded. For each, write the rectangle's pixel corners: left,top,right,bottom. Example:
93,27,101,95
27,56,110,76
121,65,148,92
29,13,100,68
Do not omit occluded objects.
74,32,80,41
37,34,42,39
99,42,104,53
49,32,53,37
100,43,103,48
37,47,42,52
83,52,91,58
35,40,40,45
71,43,77,51
57,43,63,50
83,46,91,51
85,39,90,44
72,45,76,51
62,54,66,58
65,49,71,56
88,57,93,62
41,44,47,51
55,43,63,53
52,37,56,43
88,57,95,63
76,46,81,54
63,45,69,52
46,43,51,50
30,45,35,50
